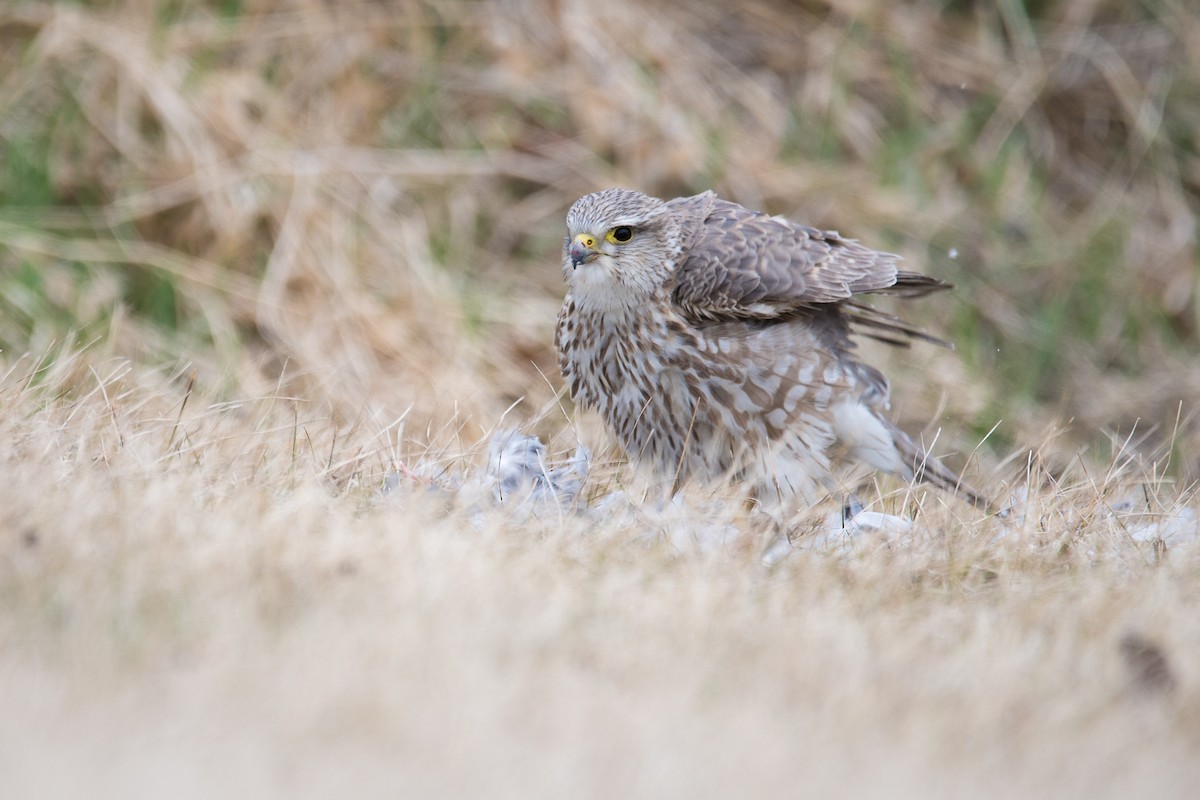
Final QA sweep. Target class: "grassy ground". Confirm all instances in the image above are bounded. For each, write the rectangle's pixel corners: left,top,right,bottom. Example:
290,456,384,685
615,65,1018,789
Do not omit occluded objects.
1,0,1198,796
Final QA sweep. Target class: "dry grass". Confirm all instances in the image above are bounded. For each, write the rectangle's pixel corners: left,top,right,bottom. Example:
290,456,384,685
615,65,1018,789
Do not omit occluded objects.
2,325,1198,798
1,0,1199,796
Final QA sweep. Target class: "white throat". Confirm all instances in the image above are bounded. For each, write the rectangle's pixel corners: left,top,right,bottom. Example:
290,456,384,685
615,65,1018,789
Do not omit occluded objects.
567,258,647,314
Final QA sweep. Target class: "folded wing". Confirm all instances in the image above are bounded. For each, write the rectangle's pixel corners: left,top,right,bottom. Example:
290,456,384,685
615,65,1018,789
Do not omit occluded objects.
666,194,951,346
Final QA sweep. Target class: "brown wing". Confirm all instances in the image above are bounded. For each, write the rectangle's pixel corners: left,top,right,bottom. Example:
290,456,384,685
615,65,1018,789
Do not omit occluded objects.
667,194,950,325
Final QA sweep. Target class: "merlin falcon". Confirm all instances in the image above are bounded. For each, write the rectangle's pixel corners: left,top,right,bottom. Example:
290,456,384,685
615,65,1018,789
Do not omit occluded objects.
555,188,988,511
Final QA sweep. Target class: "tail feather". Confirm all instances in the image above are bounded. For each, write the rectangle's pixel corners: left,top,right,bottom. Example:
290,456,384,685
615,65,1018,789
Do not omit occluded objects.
886,421,995,512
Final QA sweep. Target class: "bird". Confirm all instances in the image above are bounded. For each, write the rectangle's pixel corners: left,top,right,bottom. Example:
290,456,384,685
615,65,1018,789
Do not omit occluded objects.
554,188,989,515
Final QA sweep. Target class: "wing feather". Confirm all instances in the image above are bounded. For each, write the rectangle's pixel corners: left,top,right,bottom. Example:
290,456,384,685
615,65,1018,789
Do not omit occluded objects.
667,195,950,326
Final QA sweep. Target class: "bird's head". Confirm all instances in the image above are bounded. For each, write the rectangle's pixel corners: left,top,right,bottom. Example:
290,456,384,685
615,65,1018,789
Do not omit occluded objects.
562,189,682,309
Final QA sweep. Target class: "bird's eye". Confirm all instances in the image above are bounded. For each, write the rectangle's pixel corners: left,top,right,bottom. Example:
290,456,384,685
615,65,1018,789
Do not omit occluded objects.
608,226,634,244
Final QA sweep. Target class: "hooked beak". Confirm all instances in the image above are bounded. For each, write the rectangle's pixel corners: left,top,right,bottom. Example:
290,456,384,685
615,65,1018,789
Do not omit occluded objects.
569,233,600,267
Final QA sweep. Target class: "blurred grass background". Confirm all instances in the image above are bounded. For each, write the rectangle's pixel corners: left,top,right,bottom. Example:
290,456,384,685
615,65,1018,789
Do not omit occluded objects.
1,0,1198,481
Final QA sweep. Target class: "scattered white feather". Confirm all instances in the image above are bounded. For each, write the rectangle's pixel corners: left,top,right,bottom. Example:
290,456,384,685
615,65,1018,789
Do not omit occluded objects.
1106,497,1199,556
379,429,589,519
1126,507,1198,547
798,504,915,555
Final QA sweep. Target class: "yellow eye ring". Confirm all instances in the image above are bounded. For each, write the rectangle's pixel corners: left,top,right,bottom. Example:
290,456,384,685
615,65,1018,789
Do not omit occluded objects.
607,226,634,244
